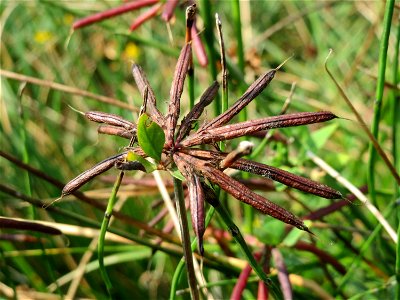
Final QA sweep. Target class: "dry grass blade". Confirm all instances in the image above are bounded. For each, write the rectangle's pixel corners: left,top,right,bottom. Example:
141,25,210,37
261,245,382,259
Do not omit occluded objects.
165,44,192,147
0,217,62,235
307,150,398,243
131,64,166,127
176,81,220,142
0,69,138,111
177,152,310,232
181,111,337,147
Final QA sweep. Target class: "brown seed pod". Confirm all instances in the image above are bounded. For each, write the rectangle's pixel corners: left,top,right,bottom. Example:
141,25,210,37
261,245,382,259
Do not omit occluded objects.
182,111,337,147
199,69,276,132
176,81,219,142
97,125,135,140
182,148,342,200
62,152,127,197
132,64,166,127
177,152,310,232
85,111,135,130
165,44,192,147
174,154,205,255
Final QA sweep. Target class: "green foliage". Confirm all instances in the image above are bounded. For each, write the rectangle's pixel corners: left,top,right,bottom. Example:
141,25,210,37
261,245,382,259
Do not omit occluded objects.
137,113,165,162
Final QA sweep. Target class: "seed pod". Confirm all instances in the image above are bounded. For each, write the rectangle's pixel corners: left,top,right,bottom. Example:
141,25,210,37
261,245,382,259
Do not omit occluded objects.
174,154,205,255
62,152,127,197
114,160,146,172
97,125,135,140
231,159,342,199
199,69,276,132
85,111,135,130
177,152,311,233
182,148,342,199
219,141,253,169
182,111,337,147
132,64,166,127
165,44,192,147
176,81,219,142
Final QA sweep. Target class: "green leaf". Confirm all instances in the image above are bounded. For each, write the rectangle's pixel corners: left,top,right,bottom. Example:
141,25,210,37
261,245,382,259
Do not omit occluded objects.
310,123,339,150
255,218,286,245
137,113,165,161
126,152,157,173
281,220,313,247
168,168,186,181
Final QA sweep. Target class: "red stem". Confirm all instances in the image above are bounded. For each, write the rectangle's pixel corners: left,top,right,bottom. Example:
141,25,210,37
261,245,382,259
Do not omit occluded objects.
73,0,158,29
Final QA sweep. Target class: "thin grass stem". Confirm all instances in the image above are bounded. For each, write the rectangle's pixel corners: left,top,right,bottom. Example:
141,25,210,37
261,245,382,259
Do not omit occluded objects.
199,0,220,116
173,178,199,300
98,171,124,298
169,207,216,300
367,0,395,205
336,201,396,294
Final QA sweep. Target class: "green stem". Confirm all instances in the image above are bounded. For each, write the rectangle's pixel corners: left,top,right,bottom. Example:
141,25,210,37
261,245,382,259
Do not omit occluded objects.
393,20,400,300
169,207,216,300
173,178,199,300
336,201,396,294
231,0,254,233
199,0,220,116
98,171,124,299
367,0,395,205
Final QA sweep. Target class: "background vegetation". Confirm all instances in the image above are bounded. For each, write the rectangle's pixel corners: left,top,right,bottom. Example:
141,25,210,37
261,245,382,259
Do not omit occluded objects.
1,1,399,299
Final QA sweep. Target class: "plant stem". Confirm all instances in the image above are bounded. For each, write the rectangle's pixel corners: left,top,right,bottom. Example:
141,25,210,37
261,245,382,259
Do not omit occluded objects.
198,0,220,116
173,177,199,300
336,201,396,294
98,171,124,298
169,206,216,300
367,0,395,205
392,20,400,300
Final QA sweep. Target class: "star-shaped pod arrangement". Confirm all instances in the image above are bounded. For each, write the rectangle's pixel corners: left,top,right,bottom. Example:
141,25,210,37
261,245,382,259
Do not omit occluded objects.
61,8,342,256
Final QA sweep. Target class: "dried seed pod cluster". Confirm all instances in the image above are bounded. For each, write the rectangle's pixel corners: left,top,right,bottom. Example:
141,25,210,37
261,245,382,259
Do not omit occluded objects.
62,7,342,255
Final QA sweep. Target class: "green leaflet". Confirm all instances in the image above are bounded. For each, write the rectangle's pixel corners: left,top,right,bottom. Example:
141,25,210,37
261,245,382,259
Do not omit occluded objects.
282,220,312,247
137,113,165,161
310,123,339,150
168,168,186,181
126,152,157,173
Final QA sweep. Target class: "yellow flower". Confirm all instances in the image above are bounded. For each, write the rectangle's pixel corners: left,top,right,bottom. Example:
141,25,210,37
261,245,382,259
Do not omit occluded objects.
34,31,52,44
122,42,140,61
